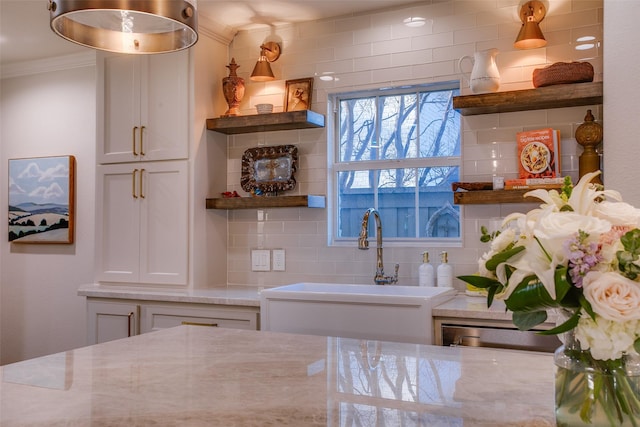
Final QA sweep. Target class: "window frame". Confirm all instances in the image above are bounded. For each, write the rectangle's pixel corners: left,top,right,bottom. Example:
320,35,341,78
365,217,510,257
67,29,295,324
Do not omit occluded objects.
327,82,463,248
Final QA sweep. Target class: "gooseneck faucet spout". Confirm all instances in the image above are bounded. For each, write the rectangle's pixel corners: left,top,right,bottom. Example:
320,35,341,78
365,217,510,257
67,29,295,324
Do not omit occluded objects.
358,208,399,285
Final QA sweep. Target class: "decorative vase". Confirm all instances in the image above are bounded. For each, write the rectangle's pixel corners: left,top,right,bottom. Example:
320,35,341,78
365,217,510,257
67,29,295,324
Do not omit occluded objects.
222,58,245,117
575,109,603,184
457,48,500,94
554,331,640,427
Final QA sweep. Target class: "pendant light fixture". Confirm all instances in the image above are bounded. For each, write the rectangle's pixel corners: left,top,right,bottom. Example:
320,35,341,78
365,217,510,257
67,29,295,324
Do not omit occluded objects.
250,42,281,82
48,0,198,54
514,0,547,50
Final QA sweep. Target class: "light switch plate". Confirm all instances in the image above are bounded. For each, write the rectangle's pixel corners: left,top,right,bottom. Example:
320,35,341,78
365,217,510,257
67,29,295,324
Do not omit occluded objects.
272,249,285,271
251,249,270,271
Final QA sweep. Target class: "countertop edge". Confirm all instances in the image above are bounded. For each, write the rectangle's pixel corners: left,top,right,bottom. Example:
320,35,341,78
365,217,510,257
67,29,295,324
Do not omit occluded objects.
77,284,261,307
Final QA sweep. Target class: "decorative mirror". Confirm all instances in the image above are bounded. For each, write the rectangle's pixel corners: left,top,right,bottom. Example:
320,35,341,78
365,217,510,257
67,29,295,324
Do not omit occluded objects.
241,145,298,194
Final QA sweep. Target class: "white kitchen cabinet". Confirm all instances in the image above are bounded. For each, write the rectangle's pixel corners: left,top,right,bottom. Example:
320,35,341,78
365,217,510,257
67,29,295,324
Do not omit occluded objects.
87,300,140,345
95,161,188,286
96,51,189,164
87,299,259,345
140,303,259,333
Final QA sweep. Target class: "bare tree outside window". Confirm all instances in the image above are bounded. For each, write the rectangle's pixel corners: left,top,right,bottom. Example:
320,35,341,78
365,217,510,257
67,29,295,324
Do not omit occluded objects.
331,84,461,242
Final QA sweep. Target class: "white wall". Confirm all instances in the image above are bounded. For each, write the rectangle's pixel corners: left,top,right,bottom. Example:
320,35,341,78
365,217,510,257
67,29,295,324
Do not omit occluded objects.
225,0,604,289
602,0,640,204
0,63,96,364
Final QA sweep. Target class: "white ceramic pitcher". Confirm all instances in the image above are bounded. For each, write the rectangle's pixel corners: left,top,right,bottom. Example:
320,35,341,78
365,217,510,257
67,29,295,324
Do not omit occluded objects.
458,48,500,94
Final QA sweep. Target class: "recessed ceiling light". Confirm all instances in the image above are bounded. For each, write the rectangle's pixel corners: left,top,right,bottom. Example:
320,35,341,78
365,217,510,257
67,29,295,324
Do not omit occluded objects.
403,17,426,27
318,72,336,81
575,43,595,51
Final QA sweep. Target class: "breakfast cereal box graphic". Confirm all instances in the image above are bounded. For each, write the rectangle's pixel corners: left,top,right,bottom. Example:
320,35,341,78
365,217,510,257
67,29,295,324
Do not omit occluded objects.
516,128,560,179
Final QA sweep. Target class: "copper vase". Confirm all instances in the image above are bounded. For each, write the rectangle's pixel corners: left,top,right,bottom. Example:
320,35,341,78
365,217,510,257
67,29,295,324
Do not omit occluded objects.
222,58,245,117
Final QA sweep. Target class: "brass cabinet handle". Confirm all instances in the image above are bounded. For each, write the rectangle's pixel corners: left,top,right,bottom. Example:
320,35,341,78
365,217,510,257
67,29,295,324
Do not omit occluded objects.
139,126,145,156
181,321,219,327
139,168,145,199
132,126,138,156
127,312,135,337
132,169,139,198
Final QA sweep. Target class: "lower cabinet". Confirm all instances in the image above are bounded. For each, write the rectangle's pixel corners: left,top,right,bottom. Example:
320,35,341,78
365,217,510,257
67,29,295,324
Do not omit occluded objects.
88,300,140,345
87,299,259,345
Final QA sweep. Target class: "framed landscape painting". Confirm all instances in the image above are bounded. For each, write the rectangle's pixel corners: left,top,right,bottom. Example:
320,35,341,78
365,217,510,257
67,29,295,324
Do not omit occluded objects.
8,155,75,244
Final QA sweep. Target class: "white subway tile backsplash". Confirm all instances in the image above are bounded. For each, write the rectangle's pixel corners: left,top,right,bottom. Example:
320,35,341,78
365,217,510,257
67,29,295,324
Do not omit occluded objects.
222,0,603,287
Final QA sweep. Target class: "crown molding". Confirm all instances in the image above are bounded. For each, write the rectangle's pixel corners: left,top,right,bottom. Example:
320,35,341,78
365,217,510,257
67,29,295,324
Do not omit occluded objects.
198,15,237,45
1,52,96,79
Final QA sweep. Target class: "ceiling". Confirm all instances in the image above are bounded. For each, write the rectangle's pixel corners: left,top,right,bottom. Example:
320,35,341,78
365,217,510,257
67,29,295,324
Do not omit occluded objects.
0,0,423,65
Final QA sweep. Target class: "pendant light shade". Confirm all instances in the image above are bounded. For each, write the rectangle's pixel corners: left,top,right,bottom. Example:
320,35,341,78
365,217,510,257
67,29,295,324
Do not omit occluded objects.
514,0,547,50
49,0,198,54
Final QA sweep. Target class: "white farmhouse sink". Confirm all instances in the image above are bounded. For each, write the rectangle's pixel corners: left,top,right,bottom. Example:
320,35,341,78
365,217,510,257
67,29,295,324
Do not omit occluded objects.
260,283,456,345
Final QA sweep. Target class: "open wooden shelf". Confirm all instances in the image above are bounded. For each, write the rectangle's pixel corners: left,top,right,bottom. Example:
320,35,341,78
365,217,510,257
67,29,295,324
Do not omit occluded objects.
454,189,547,205
206,195,326,210
453,81,603,116
206,110,325,134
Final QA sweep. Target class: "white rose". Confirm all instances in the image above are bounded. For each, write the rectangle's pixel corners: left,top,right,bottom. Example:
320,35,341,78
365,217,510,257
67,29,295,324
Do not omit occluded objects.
533,211,611,241
575,315,640,360
594,201,640,227
490,227,516,252
582,271,640,321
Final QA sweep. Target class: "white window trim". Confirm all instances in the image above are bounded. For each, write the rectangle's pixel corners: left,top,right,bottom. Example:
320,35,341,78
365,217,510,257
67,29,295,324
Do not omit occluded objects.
326,82,463,248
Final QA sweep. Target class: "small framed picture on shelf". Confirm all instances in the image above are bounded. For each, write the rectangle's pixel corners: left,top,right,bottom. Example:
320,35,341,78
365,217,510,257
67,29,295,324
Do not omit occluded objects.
284,77,313,112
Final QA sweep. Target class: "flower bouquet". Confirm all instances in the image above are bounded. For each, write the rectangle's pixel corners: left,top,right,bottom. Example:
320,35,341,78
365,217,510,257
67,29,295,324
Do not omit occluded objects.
458,171,640,426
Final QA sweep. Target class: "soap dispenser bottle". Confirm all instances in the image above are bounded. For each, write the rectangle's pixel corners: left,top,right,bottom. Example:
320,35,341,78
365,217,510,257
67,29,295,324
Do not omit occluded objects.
437,251,453,287
418,251,435,287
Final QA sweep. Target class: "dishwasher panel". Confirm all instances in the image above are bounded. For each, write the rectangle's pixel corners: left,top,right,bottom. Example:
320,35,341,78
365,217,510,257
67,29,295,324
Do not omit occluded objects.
442,324,561,353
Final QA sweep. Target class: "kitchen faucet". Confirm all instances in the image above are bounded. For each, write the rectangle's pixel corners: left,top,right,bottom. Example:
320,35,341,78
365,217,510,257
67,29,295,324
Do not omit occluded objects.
358,208,399,285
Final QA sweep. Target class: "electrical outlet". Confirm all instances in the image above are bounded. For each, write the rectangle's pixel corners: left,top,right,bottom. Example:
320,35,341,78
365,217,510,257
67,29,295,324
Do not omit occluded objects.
272,249,285,271
251,249,270,271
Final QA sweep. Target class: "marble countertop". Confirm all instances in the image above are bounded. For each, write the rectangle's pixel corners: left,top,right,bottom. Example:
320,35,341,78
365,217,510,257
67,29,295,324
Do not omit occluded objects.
0,326,555,426
77,284,261,307
433,293,513,321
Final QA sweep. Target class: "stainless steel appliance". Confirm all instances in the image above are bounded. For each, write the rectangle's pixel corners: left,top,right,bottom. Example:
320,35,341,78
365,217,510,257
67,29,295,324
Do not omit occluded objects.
441,324,561,353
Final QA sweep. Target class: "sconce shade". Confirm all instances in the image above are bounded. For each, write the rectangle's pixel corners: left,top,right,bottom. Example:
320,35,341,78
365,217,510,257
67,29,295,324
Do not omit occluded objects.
250,42,281,82
49,0,198,54
514,0,547,50
251,57,275,81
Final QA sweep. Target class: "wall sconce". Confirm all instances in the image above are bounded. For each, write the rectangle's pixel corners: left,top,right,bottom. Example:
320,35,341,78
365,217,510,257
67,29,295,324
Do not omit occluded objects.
250,42,281,82
514,0,547,49
48,0,198,54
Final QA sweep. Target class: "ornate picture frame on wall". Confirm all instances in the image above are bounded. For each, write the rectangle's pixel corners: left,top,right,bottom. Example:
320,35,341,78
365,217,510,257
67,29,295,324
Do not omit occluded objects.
241,145,298,195
284,77,313,112
8,155,75,244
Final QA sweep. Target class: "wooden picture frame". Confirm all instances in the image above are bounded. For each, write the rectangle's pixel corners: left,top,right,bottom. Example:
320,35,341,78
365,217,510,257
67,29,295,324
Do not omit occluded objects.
284,77,314,112
8,155,75,244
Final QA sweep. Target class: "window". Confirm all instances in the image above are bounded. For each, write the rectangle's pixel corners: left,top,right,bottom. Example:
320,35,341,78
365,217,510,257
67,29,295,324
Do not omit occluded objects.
328,83,461,245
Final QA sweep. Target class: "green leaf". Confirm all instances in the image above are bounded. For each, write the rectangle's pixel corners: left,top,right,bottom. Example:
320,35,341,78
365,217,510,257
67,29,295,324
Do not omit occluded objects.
621,228,640,254
484,245,525,271
538,310,580,335
512,311,547,331
457,275,499,289
635,337,640,354
505,266,573,313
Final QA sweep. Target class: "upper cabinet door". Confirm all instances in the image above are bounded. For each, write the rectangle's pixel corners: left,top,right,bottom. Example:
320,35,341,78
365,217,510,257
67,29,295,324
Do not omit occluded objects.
97,51,190,164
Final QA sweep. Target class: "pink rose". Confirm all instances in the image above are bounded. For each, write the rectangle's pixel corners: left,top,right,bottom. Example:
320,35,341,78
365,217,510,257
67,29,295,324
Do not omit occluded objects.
582,271,640,322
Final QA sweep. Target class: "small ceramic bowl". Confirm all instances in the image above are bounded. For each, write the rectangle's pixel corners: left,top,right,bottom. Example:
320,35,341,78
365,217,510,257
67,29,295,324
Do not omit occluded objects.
256,103,274,114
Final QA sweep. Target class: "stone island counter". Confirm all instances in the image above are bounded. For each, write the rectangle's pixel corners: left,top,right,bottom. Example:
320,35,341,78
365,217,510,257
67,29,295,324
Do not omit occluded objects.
0,326,555,426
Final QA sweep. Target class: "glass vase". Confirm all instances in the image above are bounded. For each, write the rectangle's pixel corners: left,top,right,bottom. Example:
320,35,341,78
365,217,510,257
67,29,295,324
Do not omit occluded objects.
554,332,640,427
